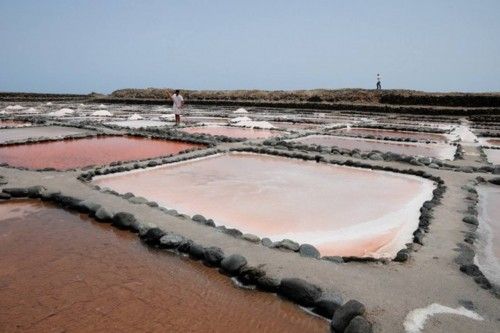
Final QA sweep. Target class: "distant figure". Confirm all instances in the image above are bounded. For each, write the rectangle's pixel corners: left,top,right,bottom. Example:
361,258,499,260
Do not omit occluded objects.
170,89,184,125
376,74,382,90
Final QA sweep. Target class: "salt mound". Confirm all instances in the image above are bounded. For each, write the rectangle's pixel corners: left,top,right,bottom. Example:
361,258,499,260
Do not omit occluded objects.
46,102,53,106
25,107,38,113
91,110,113,117
5,105,24,110
0,110,7,114
234,108,248,114
78,103,85,107
98,104,106,108
128,113,143,120
230,116,275,129
160,114,175,121
48,108,75,117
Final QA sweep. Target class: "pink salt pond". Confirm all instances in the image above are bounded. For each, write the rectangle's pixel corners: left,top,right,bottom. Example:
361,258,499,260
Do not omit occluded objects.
476,184,500,288
335,127,449,142
94,152,435,258
293,135,456,160
181,126,283,139
0,119,31,128
0,136,204,170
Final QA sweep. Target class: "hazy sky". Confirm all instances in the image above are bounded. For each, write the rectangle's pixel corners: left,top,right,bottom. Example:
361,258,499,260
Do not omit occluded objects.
1,0,499,94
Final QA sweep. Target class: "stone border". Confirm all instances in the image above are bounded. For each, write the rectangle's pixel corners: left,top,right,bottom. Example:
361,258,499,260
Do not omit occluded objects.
456,179,499,296
79,145,445,265
350,123,451,134
0,186,373,333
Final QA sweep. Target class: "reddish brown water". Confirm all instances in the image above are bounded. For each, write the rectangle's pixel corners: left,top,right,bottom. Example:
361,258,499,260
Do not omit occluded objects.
182,126,283,139
476,185,500,288
0,136,204,170
0,200,327,333
94,153,435,258
0,120,30,128
486,139,500,146
293,135,456,160
336,128,448,142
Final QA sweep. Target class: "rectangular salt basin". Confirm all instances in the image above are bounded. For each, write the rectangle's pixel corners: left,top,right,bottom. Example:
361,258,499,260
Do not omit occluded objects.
335,128,449,142
0,136,204,170
484,149,500,165
105,120,173,128
0,120,31,128
293,135,456,160
94,153,435,258
181,126,283,139
0,200,325,333
0,126,91,144
476,185,500,288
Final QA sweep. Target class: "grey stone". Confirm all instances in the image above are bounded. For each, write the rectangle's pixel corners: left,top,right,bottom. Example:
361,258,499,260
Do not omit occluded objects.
261,237,273,247
94,207,113,222
220,254,247,275
242,233,260,243
77,200,101,214
129,196,148,204
276,239,300,251
203,247,225,266
313,291,343,318
192,214,207,223
0,192,11,200
159,233,185,249
331,300,366,332
189,243,205,259
299,244,320,258
463,215,478,225
112,212,138,231
394,248,410,262
238,266,265,285
322,256,345,263
344,316,373,333
2,187,28,197
256,275,281,292
140,227,166,245
278,278,322,307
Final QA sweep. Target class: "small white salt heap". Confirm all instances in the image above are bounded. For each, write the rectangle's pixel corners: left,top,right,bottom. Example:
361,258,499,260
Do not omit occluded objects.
230,116,275,129
48,108,75,117
233,107,248,114
5,105,25,110
160,114,175,121
91,110,113,117
128,113,143,121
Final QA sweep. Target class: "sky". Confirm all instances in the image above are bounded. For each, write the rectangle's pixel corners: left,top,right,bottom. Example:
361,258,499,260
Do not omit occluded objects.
0,0,499,94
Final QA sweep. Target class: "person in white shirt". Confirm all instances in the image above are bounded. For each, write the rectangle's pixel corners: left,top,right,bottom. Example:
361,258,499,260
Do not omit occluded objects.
376,74,382,90
170,89,184,125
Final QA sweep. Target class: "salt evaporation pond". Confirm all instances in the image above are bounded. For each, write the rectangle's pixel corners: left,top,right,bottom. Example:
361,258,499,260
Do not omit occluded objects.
336,127,449,142
476,185,500,288
293,135,456,160
182,126,283,139
484,149,500,165
94,153,435,258
0,126,91,144
0,136,204,170
105,120,172,128
0,200,326,332
0,120,31,128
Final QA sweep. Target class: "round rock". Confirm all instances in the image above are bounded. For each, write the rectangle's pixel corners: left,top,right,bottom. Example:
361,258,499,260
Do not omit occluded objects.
278,278,322,307
159,233,185,249
331,300,366,332
220,254,247,275
299,244,320,258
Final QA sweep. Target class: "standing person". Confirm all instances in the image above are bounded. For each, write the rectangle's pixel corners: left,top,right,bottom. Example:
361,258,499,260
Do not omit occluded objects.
376,74,382,90
170,89,184,125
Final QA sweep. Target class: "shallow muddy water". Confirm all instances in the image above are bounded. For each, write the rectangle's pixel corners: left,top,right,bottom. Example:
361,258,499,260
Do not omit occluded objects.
94,153,435,258
181,126,283,139
0,136,204,170
485,138,500,147
293,135,456,160
484,149,500,165
476,185,500,288
335,127,449,142
0,200,326,333
0,120,31,128
0,126,91,144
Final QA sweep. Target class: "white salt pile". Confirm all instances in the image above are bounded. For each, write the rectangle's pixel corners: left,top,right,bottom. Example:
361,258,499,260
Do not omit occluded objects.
234,108,248,114
47,108,75,117
230,116,275,129
91,110,113,117
128,113,143,120
160,114,175,121
5,105,24,110
46,102,53,106
403,303,483,333
98,104,106,108
25,107,38,113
